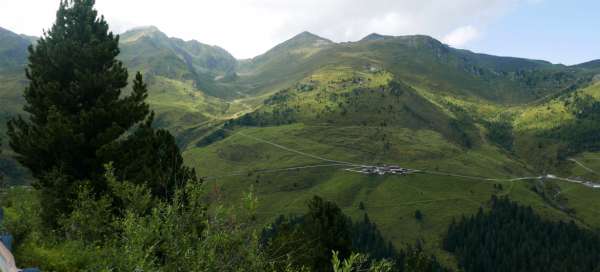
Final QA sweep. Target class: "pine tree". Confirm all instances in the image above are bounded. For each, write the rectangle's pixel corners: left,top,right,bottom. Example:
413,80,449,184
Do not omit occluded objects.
0,141,4,190
414,210,423,221
7,0,194,228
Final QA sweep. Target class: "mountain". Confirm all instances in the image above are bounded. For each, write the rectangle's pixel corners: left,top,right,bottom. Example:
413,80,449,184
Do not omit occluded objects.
0,27,30,125
181,32,600,263
2,26,600,266
119,26,238,98
231,32,590,105
231,31,336,97
0,26,30,72
574,59,600,71
241,31,334,71
360,33,394,41
0,27,32,185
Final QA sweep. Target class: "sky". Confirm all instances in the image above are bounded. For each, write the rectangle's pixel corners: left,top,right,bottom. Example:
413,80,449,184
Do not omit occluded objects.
0,0,598,64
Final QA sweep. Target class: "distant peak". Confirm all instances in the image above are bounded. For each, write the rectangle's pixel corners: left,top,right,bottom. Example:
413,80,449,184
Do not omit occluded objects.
0,26,31,43
121,26,166,37
574,59,600,69
128,25,162,33
291,31,332,43
121,26,167,42
0,26,20,37
360,33,392,41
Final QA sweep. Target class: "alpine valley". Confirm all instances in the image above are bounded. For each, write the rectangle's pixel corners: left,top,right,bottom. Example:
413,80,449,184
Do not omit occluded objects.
1,24,600,268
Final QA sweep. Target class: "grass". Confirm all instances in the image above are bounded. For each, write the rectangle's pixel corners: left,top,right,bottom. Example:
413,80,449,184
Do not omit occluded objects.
2,26,600,268
182,123,598,266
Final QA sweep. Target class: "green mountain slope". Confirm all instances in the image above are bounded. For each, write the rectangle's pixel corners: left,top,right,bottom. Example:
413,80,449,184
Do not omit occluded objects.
0,27,29,72
119,26,238,98
0,27,239,184
230,33,590,106
2,26,600,266
574,59,600,70
181,33,600,266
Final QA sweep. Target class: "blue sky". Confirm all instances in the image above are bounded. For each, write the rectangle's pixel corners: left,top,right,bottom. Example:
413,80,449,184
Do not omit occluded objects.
468,0,600,65
0,0,597,63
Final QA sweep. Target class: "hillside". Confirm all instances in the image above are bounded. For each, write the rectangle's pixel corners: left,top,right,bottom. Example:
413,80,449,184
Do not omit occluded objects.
181,33,600,266
119,26,239,98
229,33,591,106
574,59,600,71
2,25,600,267
0,27,29,72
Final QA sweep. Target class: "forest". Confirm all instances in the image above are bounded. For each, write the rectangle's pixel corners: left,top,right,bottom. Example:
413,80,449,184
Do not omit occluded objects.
444,196,600,272
1,1,600,271
0,1,443,271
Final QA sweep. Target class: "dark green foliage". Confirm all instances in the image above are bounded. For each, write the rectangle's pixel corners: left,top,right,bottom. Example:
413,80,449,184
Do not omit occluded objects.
196,128,229,147
572,94,600,120
543,95,600,154
484,120,514,150
6,0,191,228
351,213,396,260
0,141,4,189
414,210,423,221
531,179,573,214
5,168,276,271
100,113,197,200
359,201,365,210
396,246,449,272
447,118,474,148
444,196,600,272
262,196,353,271
228,107,298,127
263,196,449,272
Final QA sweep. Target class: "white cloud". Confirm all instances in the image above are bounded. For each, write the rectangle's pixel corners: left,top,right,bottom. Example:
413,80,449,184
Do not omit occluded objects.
0,0,533,58
442,25,480,47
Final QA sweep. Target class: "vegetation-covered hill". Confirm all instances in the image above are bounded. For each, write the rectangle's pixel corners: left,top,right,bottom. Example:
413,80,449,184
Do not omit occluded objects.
230,32,591,105
574,59,600,71
2,22,600,270
0,27,29,72
119,26,239,98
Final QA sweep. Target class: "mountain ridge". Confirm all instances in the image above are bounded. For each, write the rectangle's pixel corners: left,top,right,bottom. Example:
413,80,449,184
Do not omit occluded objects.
2,24,600,267
0,26,30,72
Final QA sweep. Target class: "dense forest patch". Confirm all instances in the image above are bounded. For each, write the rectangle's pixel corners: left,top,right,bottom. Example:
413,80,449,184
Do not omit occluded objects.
444,196,600,272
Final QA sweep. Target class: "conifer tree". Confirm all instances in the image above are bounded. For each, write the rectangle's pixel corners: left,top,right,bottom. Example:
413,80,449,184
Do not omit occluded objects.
7,0,194,228
0,142,4,189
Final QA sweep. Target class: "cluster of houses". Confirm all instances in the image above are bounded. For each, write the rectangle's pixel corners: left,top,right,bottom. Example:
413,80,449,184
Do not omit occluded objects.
350,165,415,176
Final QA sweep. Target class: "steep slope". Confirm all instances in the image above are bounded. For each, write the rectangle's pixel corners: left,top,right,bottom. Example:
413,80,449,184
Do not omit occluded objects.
360,33,394,42
0,28,31,185
119,26,238,98
0,27,29,72
223,68,478,148
239,31,334,73
230,33,589,106
182,33,600,265
0,27,236,184
574,59,600,70
2,26,600,266
233,32,336,97
513,82,600,170
0,27,30,133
